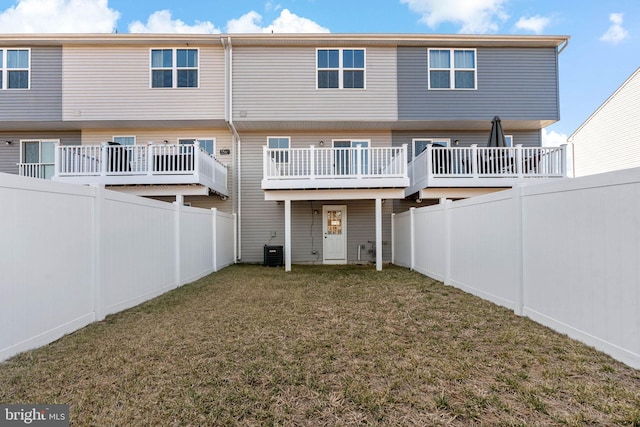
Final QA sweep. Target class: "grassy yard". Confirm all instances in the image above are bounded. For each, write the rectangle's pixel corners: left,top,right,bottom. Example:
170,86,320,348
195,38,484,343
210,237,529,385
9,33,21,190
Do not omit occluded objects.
1,265,639,426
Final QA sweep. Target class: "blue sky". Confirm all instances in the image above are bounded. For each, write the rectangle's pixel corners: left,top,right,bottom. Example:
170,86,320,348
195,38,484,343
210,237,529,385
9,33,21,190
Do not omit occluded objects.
0,0,638,144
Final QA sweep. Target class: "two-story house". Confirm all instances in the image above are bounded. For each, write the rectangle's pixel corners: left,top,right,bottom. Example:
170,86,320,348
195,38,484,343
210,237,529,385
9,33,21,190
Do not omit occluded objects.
0,33,570,271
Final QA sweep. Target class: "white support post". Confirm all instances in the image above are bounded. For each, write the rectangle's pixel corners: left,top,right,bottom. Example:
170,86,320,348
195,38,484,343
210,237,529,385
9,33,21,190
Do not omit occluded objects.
442,198,452,286
514,185,525,316
471,144,478,178
309,145,315,180
426,144,433,182
101,143,108,177
284,199,291,272
53,142,60,179
356,144,363,179
409,207,415,271
391,213,395,265
515,144,523,177
560,144,568,177
174,194,183,287
211,208,218,272
233,213,238,264
92,184,105,321
193,141,200,176
375,198,382,271
147,144,154,175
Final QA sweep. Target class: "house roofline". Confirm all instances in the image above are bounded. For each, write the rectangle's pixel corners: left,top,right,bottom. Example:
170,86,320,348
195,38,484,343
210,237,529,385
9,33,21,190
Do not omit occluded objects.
568,67,640,142
0,32,569,49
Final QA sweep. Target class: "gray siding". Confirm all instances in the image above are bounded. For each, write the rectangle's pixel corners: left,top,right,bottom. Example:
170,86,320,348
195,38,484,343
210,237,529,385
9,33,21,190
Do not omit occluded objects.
392,129,541,159
232,46,397,122
239,131,394,264
63,45,225,121
398,47,559,121
0,47,62,123
0,131,80,174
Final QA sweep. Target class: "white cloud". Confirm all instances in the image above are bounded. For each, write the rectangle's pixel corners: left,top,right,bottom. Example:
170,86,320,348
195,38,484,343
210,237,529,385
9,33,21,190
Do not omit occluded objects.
265,1,282,12
226,9,329,33
0,0,119,33
400,0,508,33
129,10,220,34
542,129,567,147
600,12,629,44
515,15,550,34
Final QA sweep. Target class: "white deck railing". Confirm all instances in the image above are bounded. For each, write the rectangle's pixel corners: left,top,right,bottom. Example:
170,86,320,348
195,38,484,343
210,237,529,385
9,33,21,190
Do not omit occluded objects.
263,145,408,185
407,144,568,193
46,143,228,196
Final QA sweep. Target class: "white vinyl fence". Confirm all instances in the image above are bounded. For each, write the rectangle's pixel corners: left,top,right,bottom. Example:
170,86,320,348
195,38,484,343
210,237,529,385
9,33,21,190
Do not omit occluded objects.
393,167,640,369
0,173,235,362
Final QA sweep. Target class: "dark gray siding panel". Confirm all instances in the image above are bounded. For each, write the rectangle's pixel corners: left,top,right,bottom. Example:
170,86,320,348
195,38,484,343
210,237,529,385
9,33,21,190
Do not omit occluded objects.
0,131,80,174
0,47,62,122
392,129,541,159
398,47,559,121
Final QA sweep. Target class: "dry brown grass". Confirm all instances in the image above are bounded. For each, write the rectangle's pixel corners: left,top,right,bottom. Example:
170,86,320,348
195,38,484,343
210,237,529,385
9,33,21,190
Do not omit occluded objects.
1,264,639,426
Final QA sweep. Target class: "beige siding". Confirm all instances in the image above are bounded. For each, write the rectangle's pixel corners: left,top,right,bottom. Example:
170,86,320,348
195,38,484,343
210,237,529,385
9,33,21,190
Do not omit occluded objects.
239,130,394,264
232,46,397,122
572,69,640,177
63,45,225,121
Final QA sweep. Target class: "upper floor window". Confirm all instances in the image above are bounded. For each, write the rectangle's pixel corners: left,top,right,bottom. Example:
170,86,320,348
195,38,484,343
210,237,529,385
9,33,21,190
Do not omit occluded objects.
428,48,476,90
1,49,30,90
317,48,365,89
150,48,198,88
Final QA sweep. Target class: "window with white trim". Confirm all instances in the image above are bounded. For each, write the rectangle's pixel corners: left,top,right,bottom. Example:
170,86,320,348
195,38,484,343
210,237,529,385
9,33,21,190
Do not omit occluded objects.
21,139,57,179
505,135,513,147
268,136,290,163
428,48,476,90
317,48,365,89
151,48,198,88
1,49,30,89
113,136,136,146
412,138,450,160
178,138,215,156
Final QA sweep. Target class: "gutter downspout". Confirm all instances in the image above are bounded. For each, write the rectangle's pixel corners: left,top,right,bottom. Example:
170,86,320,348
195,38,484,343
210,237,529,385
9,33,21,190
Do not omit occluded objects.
222,36,242,261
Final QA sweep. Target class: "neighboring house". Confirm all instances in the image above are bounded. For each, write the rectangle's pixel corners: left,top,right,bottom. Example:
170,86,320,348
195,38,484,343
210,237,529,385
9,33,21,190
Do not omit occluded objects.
0,33,570,270
570,67,640,177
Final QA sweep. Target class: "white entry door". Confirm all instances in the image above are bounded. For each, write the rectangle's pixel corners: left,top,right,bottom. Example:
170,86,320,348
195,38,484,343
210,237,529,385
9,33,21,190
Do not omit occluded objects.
323,205,347,264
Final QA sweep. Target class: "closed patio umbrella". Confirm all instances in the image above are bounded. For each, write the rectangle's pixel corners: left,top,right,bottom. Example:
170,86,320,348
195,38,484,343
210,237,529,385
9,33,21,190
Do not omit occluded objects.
487,116,507,147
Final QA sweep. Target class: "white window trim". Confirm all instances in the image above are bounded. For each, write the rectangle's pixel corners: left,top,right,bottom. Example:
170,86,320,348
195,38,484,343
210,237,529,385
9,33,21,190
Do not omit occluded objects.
267,136,291,164
427,48,477,91
149,48,200,89
505,135,514,147
112,135,136,145
177,137,216,157
412,138,450,160
316,48,366,90
1,48,30,90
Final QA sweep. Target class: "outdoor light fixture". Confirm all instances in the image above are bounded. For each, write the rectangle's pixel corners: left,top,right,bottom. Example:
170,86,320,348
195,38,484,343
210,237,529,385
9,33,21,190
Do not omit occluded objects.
319,140,324,146
5,140,12,145
454,139,460,146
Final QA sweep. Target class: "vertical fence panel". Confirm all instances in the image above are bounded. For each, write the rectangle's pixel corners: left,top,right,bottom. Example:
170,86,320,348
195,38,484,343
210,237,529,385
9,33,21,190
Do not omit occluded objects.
0,174,235,363
392,167,640,369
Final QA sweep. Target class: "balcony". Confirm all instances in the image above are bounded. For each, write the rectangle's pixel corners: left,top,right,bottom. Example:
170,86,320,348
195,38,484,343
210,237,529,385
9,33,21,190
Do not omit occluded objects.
20,143,229,197
406,144,568,197
262,145,409,190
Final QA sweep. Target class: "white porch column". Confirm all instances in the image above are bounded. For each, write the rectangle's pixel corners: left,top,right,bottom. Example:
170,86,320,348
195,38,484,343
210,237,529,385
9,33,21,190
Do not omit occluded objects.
375,198,382,271
284,199,292,272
